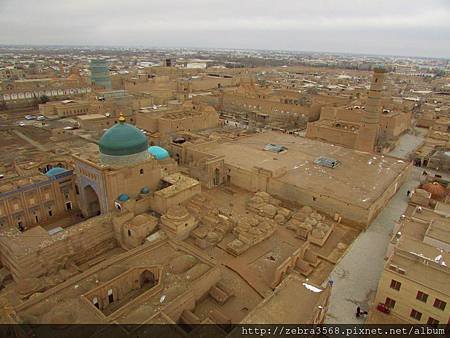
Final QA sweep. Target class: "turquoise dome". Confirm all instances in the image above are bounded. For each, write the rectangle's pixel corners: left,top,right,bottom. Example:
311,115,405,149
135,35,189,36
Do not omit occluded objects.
117,193,129,202
148,146,169,160
99,120,148,156
45,167,68,177
140,186,150,194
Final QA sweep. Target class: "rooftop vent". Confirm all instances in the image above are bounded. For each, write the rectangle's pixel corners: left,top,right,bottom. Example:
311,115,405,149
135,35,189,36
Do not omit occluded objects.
264,144,287,153
314,157,340,169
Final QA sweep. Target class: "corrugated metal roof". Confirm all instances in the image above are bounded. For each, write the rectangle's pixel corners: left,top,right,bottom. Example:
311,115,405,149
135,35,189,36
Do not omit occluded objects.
314,156,340,168
264,144,287,153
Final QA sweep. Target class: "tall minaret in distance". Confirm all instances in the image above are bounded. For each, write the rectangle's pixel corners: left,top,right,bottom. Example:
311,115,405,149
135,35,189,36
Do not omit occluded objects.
354,65,387,153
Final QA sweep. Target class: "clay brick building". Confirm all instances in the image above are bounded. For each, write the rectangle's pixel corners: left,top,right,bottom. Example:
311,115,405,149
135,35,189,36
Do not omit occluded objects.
306,66,412,153
372,206,450,324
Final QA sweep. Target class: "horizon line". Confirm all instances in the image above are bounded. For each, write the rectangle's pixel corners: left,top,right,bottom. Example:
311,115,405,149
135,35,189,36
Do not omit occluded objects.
0,43,449,61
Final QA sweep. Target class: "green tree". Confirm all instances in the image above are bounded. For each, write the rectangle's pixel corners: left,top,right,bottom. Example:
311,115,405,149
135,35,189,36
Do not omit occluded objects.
39,95,50,104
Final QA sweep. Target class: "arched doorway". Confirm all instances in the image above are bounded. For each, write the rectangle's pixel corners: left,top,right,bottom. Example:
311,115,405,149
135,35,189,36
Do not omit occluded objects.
139,270,156,288
84,185,101,217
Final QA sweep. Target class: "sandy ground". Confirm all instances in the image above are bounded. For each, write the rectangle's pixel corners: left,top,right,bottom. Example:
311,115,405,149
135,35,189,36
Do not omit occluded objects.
325,130,425,324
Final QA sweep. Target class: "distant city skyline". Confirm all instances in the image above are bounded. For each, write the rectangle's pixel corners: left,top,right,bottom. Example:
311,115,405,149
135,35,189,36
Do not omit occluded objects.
1,0,449,58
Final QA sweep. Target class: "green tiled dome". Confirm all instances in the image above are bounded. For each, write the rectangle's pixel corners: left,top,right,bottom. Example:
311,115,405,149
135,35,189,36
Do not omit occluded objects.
99,119,148,156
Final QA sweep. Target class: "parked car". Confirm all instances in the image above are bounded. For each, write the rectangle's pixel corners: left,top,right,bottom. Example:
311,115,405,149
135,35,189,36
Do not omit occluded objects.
18,122,25,127
24,115,36,120
37,115,45,121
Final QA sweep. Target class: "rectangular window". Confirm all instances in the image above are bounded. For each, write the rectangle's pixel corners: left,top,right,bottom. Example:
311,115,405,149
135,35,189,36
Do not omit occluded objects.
427,317,439,326
385,297,396,309
390,279,401,291
410,309,422,321
433,298,447,311
416,291,428,303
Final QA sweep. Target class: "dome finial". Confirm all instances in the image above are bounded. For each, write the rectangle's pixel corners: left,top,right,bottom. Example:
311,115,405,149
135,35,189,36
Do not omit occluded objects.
118,113,125,123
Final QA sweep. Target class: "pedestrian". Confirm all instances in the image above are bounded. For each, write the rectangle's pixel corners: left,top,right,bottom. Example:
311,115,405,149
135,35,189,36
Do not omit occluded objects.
407,190,411,197
356,306,361,318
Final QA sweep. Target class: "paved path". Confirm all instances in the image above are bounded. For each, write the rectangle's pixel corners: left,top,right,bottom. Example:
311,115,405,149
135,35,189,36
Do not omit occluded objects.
325,131,424,324
388,133,424,159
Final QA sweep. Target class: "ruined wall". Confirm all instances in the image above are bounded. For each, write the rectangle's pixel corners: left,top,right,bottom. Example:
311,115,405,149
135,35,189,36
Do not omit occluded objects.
163,266,222,322
82,266,161,315
0,216,115,282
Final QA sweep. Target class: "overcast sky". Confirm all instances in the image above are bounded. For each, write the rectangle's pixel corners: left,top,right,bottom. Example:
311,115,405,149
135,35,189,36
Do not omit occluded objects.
1,0,449,58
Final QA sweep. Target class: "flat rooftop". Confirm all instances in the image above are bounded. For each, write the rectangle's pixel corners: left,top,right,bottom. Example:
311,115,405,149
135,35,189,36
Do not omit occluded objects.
0,214,112,256
197,131,409,208
406,206,450,247
390,237,450,295
240,274,329,324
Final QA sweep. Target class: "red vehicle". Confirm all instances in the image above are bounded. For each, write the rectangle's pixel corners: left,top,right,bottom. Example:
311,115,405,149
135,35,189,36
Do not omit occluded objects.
377,303,391,314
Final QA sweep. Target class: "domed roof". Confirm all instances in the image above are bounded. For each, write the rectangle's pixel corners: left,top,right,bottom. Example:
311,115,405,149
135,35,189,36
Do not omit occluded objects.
140,186,150,194
421,182,447,199
117,193,129,202
170,254,198,274
45,167,68,177
148,146,169,160
99,117,148,156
